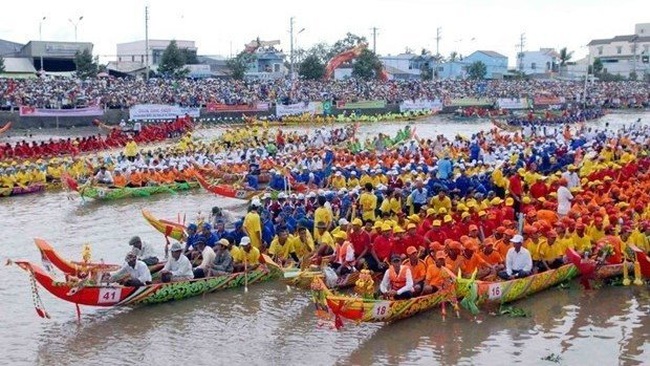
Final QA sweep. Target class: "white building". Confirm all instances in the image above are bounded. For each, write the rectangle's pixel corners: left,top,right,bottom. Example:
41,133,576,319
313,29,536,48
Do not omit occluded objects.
587,23,650,78
379,53,421,80
518,48,559,76
116,40,197,66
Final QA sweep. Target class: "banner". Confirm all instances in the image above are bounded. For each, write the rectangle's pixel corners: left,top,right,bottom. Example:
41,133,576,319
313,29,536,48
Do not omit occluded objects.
336,100,386,109
275,102,321,117
533,96,566,106
445,98,492,107
129,104,200,121
399,100,444,113
19,105,103,117
496,98,531,110
205,102,270,113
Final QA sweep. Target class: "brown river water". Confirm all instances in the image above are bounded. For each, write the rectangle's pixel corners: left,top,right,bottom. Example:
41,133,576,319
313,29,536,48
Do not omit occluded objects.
1,112,649,366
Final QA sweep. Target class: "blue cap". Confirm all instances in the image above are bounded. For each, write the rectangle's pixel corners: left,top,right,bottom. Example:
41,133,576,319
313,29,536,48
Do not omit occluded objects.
188,223,198,231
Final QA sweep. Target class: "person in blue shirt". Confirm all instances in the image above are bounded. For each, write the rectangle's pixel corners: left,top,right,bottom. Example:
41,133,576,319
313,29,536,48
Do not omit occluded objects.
269,172,286,191
469,142,481,162
229,221,246,245
213,220,233,243
437,155,453,180
246,173,260,190
184,223,200,252
199,223,218,248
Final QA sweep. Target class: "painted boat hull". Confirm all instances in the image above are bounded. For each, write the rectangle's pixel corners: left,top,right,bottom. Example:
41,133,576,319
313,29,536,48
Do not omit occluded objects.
565,248,633,279
141,209,186,241
0,183,46,197
79,181,198,200
0,121,12,135
631,245,650,279
13,260,281,307
311,277,453,323
195,172,262,200
455,264,578,306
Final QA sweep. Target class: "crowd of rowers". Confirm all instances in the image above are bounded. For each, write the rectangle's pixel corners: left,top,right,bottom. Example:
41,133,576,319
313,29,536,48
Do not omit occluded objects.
105,122,650,299
0,115,192,160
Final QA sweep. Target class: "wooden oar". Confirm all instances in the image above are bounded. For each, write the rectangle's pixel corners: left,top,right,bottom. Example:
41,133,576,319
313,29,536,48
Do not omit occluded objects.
244,256,249,293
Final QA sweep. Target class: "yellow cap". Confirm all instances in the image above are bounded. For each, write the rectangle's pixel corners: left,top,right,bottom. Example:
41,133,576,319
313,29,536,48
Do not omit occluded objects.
438,207,448,214
432,220,442,227
443,215,453,223
426,208,436,216
393,226,405,234
505,197,514,206
333,231,347,240
407,223,417,230
461,212,471,219
381,224,392,232
352,218,363,226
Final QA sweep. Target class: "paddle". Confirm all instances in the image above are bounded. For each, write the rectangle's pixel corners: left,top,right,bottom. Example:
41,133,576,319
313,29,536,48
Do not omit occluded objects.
244,256,249,293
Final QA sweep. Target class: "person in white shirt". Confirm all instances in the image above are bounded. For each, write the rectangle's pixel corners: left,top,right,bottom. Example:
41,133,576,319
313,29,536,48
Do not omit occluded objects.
498,235,533,280
379,255,414,300
556,178,574,216
161,243,194,282
106,252,152,287
129,236,159,265
94,166,114,185
192,240,216,279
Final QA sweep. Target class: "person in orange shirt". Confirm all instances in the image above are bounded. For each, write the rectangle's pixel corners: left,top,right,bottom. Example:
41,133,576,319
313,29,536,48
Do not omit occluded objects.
460,243,491,279
402,246,427,295
128,169,143,187
479,239,504,270
537,206,559,226
445,241,465,274
495,229,515,258
112,170,127,188
422,251,453,294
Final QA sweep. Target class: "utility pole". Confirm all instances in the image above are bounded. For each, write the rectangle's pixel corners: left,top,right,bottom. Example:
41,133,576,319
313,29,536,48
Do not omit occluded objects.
145,6,149,81
435,27,442,79
516,33,526,72
39,16,46,72
290,16,294,80
371,27,379,54
632,35,638,78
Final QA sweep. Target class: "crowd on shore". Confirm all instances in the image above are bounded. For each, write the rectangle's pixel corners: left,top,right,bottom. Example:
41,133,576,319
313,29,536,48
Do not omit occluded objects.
1,78,648,110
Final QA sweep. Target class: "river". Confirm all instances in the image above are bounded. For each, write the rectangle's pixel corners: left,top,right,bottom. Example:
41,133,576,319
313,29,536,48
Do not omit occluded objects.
1,112,649,366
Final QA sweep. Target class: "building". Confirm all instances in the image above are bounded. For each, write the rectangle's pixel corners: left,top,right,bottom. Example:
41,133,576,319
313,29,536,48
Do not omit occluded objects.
587,23,650,78
1,40,92,72
463,50,508,79
0,39,24,56
518,48,559,76
116,39,197,65
436,61,466,79
379,53,421,80
241,39,286,80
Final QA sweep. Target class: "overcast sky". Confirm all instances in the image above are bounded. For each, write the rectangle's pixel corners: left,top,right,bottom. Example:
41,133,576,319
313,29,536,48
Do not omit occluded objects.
0,0,646,66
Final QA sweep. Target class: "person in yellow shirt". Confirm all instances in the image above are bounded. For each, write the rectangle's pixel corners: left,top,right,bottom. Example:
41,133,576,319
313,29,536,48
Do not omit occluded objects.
329,171,347,190
313,197,333,240
243,205,263,249
124,136,138,162
572,223,593,253
537,230,564,271
524,227,544,262
347,171,360,188
290,226,315,258
555,223,574,253
312,221,335,262
232,236,261,272
359,171,372,187
268,227,297,265
430,189,452,212
359,183,378,221
588,219,606,242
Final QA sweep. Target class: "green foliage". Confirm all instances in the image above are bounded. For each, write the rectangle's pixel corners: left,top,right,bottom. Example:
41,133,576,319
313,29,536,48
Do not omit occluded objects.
467,61,487,80
559,47,573,66
329,32,367,59
73,49,98,79
598,72,626,81
299,54,326,80
592,57,604,75
351,49,383,80
0,55,5,73
308,42,332,63
448,51,458,62
227,52,256,80
158,40,189,78
628,71,638,81
498,305,531,317
180,48,198,64
420,62,433,81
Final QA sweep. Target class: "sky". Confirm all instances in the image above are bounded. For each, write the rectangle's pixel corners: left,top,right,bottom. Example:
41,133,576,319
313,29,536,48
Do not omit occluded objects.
0,0,647,67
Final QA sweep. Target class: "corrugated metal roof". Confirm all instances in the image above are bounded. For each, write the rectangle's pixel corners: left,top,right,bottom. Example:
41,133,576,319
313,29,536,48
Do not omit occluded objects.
2,57,36,73
476,50,507,59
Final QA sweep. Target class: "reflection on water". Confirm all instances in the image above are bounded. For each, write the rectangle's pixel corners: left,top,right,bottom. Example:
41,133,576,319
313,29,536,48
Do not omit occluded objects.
2,112,649,365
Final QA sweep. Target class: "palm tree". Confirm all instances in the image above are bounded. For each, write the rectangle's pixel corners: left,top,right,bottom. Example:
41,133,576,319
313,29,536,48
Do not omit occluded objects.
449,51,458,62
559,47,573,66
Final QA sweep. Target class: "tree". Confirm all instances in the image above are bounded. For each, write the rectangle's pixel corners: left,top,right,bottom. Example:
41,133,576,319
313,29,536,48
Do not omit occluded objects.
449,51,459,62
227,51,255,80
0,55,5,73
628,71,638,81
592,57,604,76
158,40,189,78
329,33,367,59
299,54,326,80
308,42,332,63
351,49,383,80
558,47,573,66
180,48,198,64
74,49,98,79
467,61,487,80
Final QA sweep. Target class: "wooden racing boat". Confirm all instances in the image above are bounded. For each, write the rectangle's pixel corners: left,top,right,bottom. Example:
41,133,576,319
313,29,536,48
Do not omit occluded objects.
34,238,164,277
194,172,263,200
10,259,282,309
0,183,46,197
491,118,522,132
92,119,119,132
455,264,578,309
141,209,187,241
310,276,455,324
565,248,633,279
284,267,375,290
0,121,12,135
77,181,198,200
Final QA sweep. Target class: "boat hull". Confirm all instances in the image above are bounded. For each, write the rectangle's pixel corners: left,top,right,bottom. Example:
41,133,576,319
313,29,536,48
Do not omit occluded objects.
79,182,198,200
141,209,186,241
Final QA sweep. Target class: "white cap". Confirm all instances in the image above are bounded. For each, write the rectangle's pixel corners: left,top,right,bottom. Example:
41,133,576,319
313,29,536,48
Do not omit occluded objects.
510,234,524,244
278,192,287,199
240,237,251,246
251,198,261,207
338,218,349,226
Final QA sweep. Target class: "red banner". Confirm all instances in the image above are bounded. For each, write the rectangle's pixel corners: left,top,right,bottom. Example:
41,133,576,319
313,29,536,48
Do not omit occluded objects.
205,102,269,113
19,105,104,117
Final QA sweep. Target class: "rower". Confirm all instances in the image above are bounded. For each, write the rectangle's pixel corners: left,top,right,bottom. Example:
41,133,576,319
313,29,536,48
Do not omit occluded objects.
210,238,234,276
94,166,113,185
128,236,159,265
105,252,152,287
161,243,194,282
379,255,414,300
192,239,216,279
331,232,355,275
402,246,426,295
498,234,533,280
233,236,260,272
422,251,451,294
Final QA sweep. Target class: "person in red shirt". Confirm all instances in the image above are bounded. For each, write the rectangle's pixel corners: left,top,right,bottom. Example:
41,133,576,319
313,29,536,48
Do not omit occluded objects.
502,197,516,221
529,176,548,199
425,220,448,245
403,223,426,252
370,224,393,271
509,168,524,213
348,218,371,259
391,226,408,257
